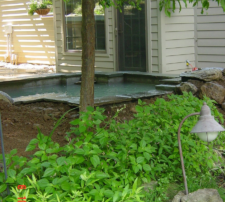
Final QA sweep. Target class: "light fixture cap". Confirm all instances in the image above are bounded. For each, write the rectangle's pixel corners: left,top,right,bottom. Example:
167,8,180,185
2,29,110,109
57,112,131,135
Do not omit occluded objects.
190,102,225,133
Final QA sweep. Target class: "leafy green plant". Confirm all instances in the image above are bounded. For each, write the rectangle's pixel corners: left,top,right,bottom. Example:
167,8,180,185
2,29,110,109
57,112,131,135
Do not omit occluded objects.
1,92,225,201
159,0,225,17
28,0,52,16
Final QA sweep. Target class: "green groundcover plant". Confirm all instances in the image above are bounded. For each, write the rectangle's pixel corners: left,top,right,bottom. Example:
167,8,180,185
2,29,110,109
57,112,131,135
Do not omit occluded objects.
0,92,225,201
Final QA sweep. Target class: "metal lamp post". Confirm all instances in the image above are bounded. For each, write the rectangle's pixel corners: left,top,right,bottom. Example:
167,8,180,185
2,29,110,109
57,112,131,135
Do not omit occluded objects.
178,102,225,195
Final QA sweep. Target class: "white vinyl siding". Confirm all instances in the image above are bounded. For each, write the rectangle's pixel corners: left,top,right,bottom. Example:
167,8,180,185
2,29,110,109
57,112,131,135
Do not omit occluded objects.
151,0,159,73
0,0,55,64
162,2,195,74
54,0,115,73
196,2,225,68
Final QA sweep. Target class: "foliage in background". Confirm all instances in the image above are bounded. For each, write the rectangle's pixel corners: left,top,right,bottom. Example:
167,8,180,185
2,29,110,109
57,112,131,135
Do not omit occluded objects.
0,92,225,201
28,0,52,16
159,0,225,17
70,0,104,15
62,0,143,11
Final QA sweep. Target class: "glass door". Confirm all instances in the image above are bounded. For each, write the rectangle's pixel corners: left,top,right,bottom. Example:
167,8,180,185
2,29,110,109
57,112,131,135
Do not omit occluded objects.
117,1,146,72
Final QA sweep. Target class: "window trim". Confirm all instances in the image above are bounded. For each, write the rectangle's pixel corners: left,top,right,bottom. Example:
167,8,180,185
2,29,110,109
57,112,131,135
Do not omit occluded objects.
62,0,109,55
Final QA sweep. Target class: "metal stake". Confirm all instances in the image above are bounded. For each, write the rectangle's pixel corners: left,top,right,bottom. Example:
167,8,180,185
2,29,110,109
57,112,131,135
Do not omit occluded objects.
177,112,200,195
0,113,10,195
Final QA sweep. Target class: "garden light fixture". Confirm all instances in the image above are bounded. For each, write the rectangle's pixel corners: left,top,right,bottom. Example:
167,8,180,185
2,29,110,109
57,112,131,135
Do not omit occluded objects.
177,102,225,195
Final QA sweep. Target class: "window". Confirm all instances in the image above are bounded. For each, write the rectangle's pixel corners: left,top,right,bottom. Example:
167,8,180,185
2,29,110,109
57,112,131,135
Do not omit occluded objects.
64,0,106,51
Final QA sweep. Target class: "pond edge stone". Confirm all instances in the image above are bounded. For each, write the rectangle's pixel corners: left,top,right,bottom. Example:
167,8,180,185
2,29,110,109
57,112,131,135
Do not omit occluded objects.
0,91,14,104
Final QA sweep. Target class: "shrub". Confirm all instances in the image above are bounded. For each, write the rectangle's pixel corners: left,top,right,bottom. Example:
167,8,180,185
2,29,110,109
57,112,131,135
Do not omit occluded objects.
0,92,224,201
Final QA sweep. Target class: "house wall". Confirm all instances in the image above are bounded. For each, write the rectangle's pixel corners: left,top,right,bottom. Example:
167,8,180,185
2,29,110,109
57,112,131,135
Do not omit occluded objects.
54,1,225,74
196,2,225,68
150,0,159,73
54,0,115,73
0,0,55,64
160,2,196,74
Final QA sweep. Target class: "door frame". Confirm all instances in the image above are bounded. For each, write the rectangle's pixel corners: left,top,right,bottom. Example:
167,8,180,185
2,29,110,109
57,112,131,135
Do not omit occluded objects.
114,0,152,72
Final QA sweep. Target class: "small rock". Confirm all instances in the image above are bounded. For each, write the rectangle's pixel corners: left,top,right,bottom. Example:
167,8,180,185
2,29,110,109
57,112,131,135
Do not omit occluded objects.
222,103,225,111
31,107,44,112
175,82,198,94
57,132,63,136
13,118,19,123
58,107,65,112
172,191,185,202
33,124,42,130
53,112,61,118
130,106,137,113
199,82,225,104
43,107,54,113
43,113,51,121
70,114,79,119
3,119,13,125
181,188,223,202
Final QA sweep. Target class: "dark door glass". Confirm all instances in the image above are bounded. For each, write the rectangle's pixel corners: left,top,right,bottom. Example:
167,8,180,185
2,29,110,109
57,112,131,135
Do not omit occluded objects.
118,1,146,72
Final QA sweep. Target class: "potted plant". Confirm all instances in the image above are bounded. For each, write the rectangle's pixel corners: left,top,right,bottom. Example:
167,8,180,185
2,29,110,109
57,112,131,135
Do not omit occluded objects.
28,0,52,16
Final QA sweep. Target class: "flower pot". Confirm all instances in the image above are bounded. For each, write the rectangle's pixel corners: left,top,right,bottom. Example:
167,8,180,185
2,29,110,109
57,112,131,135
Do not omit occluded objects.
35,8,50,15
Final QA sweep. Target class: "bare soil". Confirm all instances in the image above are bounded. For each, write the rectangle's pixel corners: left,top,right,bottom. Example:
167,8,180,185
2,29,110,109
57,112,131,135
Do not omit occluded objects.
1,93,225,158
0,95,170,157
0,94,225,191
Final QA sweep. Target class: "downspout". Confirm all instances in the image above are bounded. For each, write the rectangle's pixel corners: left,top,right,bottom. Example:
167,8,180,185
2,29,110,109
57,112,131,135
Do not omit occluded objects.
5,26,13,62
9,33,12,63
7,34,10,61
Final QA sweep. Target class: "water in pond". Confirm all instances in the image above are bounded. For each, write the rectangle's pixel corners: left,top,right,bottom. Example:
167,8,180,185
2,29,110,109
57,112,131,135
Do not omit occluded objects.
7,83,157,98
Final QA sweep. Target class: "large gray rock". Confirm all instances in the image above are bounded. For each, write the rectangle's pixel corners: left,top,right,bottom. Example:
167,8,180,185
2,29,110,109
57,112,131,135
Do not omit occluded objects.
181,189,223,202
180,69,223,82
176,82,198,94
188,79,205,89
0,91,14,104
199,82,225,104
204,67,225,71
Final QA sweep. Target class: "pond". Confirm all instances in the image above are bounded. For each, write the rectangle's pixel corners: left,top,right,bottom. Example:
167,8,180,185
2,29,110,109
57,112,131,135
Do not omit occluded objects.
5,82,157,99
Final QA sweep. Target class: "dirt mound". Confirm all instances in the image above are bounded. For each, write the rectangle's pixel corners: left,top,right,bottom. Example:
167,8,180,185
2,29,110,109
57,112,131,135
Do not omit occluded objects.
0,100,79,156
0,93,183,157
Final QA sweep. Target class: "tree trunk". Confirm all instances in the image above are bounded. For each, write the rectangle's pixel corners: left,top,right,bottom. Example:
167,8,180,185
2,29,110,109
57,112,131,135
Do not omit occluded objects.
80,0,95,112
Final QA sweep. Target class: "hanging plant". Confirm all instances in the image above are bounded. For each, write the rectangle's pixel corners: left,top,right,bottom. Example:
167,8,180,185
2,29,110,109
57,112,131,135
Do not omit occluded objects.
28,0,52,16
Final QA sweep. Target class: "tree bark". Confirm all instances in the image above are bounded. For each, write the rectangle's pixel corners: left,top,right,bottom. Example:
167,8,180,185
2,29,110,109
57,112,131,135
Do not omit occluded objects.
80,0,95,112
